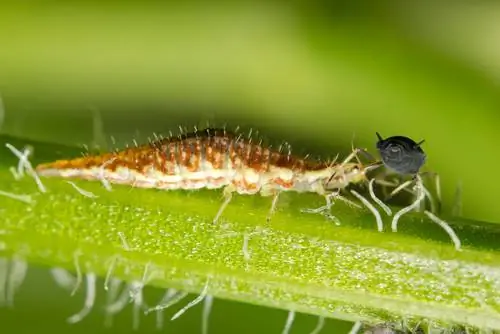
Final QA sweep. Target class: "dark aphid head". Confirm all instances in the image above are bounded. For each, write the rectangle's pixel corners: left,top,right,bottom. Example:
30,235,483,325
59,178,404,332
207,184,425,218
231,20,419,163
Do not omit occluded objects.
375,132,426,176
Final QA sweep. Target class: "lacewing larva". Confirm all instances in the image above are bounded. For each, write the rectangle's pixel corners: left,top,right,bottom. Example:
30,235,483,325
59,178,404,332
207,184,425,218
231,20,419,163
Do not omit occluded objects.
35,127,379,224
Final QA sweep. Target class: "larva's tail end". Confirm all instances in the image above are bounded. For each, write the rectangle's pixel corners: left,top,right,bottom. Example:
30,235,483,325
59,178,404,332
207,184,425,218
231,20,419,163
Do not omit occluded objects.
35,161,66,177
35,158,86,177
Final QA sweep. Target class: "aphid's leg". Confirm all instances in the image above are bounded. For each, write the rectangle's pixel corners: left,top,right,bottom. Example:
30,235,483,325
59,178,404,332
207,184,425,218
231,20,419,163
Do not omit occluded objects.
391,176,426,232
424,210,461,251
350,189,384,232
259,185,281,222
368,178,392,216
213,184,236,224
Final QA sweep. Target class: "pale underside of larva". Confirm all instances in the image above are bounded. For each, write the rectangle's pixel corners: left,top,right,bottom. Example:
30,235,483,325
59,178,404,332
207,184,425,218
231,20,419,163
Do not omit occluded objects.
35,128,366,196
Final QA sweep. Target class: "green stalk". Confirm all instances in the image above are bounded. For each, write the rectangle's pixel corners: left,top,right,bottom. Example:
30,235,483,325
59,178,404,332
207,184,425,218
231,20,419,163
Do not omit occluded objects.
1,134,500,331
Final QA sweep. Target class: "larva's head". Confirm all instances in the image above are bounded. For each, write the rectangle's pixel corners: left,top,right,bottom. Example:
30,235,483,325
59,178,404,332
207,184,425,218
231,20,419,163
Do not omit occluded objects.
375,132,426,176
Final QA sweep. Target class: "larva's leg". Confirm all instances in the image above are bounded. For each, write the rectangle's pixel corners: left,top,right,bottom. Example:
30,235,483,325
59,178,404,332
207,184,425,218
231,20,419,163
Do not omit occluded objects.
259,185,281,223
213,183,236,224
300,191,337,214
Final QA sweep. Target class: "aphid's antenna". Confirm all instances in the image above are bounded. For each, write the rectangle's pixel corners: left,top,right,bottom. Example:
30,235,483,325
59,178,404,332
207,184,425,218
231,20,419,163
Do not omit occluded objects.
376,132,384,141
416,139,425,146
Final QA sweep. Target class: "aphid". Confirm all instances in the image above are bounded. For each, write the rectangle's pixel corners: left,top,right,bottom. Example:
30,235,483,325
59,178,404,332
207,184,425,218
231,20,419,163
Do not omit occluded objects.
373,133,461,250
35,127,375,224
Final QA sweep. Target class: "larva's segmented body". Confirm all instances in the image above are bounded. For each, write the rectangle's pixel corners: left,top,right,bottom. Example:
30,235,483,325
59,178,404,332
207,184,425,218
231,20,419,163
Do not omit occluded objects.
36,128,369,222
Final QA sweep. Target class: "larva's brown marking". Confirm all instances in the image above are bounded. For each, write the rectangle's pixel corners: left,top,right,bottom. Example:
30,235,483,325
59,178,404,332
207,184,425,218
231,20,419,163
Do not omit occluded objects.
35,128,370,223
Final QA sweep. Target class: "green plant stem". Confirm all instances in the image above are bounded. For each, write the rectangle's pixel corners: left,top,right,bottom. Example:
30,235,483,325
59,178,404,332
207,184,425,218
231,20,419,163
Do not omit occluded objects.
1,134,500,330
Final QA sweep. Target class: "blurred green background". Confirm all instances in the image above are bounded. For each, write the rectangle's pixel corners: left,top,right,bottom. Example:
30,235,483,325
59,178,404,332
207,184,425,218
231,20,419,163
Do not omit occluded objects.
1,1,500,333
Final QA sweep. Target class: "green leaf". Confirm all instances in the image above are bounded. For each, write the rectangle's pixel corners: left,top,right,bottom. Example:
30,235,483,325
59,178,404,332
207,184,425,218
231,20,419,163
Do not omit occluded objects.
1,134,500,332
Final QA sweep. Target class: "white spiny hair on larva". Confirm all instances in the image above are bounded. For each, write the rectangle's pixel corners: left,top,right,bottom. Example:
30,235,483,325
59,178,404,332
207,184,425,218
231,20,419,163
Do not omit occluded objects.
6,258,28,307
67,273,97,324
